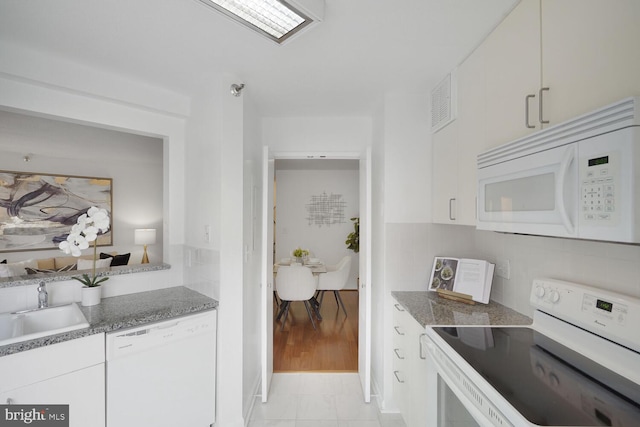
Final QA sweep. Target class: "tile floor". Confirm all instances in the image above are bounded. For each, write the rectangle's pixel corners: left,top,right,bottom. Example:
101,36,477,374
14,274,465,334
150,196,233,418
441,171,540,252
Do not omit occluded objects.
249,373,406,427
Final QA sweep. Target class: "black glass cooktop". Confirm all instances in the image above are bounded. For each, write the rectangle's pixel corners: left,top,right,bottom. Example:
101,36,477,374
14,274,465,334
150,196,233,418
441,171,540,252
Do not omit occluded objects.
433,327,640,426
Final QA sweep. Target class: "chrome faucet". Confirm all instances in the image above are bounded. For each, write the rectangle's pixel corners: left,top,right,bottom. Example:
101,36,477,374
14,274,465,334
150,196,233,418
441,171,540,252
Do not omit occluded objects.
37,282,48,308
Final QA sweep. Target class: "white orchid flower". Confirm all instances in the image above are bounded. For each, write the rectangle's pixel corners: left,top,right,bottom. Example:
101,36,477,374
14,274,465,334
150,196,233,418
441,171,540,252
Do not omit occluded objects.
83,226,99,242
70,223,84,235
58,206,112,287
76,213,89,227
73,234,90,250
70,244,82,257
60,239,83,256
89,208,110,232
59,240,73,255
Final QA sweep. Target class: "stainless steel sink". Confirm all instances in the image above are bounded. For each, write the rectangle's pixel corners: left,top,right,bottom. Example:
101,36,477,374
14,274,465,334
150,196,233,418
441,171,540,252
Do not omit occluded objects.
0,303,89,346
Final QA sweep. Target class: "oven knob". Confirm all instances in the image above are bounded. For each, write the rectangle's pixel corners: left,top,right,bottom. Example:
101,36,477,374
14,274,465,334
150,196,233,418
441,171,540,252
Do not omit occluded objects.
535,286,546,298
549,290,560,303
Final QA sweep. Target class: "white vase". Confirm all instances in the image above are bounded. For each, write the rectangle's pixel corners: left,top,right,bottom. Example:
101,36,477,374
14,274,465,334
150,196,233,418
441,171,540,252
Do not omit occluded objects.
81,285,102,307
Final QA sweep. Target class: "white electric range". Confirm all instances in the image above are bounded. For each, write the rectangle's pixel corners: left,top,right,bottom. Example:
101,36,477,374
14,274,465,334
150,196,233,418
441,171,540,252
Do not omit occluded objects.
423,279,640,426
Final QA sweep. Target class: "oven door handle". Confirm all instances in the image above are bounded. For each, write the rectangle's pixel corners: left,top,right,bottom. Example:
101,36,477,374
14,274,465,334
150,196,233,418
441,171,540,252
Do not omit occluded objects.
557,145,576,235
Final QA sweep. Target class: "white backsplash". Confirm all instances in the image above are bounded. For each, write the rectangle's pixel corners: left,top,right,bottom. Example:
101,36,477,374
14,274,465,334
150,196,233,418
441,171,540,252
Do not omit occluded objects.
183,246,219,300
385,223,640,317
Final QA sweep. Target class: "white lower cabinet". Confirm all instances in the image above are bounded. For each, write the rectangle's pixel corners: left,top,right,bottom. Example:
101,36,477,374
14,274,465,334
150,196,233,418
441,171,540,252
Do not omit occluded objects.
392,300,429,427
0,334,105,427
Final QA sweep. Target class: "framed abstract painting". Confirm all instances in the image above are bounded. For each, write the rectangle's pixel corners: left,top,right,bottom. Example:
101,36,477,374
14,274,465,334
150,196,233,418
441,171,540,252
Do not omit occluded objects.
0,170,113,252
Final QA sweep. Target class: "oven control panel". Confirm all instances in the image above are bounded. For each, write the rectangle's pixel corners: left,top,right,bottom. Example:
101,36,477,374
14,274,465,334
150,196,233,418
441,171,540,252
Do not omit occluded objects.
530,278,640,353
581,293,628,326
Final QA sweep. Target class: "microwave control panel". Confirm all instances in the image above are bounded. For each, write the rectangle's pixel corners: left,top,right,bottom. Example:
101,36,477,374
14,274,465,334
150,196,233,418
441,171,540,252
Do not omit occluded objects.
580,152,618,224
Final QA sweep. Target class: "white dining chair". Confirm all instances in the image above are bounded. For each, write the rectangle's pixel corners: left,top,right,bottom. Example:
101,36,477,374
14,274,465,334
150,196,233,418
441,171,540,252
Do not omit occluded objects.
316,255,351,316
275,265,320,331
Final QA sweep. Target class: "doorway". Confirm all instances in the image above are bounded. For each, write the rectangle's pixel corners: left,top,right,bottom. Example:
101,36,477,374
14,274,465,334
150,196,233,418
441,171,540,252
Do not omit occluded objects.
272,159,359,372
261,148,372,403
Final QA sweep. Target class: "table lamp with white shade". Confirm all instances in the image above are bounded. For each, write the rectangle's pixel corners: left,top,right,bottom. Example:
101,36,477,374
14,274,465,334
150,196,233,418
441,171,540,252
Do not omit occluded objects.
134,229,156,264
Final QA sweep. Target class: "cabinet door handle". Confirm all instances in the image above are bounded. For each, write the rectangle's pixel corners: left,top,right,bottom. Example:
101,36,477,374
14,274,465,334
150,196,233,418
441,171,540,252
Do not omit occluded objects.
525,94,536,128
539,87,550,125
393,303,405,312
393,370,405,384
419,333,427,360
449,198,456,221
394,326,405,336
394,348,405,360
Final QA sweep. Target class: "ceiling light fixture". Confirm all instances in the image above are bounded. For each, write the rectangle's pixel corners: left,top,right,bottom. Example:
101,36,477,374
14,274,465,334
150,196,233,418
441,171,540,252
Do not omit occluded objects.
196,0,318,43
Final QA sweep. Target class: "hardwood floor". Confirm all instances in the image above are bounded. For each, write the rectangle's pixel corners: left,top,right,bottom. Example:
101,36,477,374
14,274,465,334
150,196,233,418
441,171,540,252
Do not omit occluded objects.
273,290,358,372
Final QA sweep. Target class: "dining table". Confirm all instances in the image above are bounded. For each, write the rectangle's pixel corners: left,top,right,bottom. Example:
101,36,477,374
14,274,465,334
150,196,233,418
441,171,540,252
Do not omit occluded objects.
273,260,327,274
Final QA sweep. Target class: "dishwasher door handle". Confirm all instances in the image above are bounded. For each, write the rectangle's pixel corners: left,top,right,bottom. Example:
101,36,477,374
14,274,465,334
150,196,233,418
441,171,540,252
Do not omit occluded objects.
155,321,179,330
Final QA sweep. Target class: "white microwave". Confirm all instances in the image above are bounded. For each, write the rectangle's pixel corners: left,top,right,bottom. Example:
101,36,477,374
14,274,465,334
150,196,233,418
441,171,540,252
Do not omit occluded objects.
477,97,640,244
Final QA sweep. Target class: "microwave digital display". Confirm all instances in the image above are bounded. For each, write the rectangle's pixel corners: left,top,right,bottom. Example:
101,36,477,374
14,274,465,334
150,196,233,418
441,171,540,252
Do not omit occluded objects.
596,299,613,312
588,155,609,167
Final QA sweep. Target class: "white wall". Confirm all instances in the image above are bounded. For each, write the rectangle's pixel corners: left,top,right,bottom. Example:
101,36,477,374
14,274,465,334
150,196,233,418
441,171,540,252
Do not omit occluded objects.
183,80,223,301
275,166,360,289
382,92,432,223
0,110,164,265
217,74,245,427
262,116,371,155
242,92,264,422
370,99,387,411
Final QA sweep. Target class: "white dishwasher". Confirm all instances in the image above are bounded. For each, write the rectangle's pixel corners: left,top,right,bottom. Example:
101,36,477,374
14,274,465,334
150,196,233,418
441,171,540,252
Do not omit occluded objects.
106,310,216,427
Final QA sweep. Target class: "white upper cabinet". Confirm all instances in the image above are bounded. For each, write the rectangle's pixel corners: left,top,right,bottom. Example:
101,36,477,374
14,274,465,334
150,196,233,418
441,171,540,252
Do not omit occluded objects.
432,118,460,225
456,42,489,226
483,0,542,147
541,0,640,124
431,0,640,226
432,32,488,226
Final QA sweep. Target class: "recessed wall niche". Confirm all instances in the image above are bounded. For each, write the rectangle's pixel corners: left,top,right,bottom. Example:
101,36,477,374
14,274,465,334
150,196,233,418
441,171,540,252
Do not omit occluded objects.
0,110,163,265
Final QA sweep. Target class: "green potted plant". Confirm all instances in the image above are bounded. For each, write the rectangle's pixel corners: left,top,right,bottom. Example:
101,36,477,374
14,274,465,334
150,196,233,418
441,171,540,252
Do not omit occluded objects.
345,217,359,253
292,247,309,264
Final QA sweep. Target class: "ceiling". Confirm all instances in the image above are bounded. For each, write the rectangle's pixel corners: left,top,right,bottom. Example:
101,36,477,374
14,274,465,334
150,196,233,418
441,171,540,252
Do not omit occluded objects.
0,0,518,117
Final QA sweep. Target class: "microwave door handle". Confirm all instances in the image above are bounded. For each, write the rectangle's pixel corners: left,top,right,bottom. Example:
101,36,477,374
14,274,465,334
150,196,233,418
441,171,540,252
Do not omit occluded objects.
557,146,576,235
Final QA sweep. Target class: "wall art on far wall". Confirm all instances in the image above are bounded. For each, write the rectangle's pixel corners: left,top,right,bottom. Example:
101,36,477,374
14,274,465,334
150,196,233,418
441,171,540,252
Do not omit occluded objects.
0,170,112,252
305,191,346,227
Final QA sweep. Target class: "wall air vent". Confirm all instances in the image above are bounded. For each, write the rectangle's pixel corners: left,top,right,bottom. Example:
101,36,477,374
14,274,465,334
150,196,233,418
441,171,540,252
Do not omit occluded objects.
431,71,457,133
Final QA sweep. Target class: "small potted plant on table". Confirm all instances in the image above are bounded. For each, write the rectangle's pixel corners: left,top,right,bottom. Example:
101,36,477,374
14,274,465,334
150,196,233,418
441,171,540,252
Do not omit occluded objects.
292,247,309,265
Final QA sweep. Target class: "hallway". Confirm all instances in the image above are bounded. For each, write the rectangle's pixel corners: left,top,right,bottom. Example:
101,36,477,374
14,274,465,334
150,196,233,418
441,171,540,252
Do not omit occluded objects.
249,373,405,427
274,290,359,372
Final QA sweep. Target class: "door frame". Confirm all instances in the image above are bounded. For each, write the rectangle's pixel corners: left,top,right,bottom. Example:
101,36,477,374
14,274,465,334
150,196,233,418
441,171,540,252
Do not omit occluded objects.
261,149,371,401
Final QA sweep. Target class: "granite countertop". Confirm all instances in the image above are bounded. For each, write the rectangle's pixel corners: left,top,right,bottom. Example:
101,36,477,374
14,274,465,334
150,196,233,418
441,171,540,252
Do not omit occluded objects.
0,262,171,289
0,286,218,357
392,291,532,327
